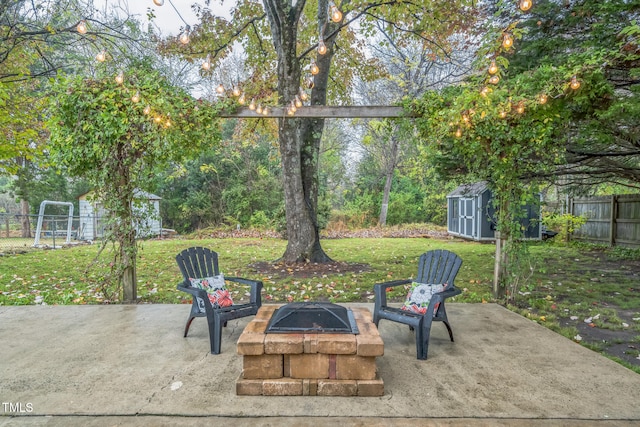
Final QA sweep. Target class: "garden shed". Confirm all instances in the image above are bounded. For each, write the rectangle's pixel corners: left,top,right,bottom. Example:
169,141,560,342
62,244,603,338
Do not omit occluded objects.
78,190,162,241
447,181,541,241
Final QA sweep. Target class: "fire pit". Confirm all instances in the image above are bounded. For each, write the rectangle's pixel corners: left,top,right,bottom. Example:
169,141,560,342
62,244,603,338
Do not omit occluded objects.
266,302,359,334
236,303,384,396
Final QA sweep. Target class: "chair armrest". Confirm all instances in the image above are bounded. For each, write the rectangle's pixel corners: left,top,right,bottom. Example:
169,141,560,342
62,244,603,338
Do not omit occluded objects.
177,281,208,299
225,276,263,307
176,282,215,314
373,279,412,312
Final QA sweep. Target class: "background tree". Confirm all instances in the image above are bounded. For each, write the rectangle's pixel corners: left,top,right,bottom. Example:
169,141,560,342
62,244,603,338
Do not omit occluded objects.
177,0,478,263
48,61,226,302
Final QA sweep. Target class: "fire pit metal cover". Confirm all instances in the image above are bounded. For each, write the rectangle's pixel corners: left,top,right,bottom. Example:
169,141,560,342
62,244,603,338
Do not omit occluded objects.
266,302,359,334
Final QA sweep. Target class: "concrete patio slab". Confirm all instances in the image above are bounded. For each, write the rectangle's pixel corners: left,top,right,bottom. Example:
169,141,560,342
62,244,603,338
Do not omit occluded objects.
1,303,639,426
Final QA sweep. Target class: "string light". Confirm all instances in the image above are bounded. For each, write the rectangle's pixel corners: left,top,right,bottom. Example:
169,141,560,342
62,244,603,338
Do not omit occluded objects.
153,0,164,6
290,100,297,113
262,106,269,115
115,71,124,85
480,86,490,97
179,30,190,45
95,51,106,62
329,1,343,22
295,95,303,108
143,105,151,115
489,75,500,85
77,20,87,34
202,55,211,71
232,86,241,97
538,93,548,104
249,99,256,110
132,91,140,103
256,104,263,114
238,93,246,105
519,0,532,11
499,110,507,118
516,102,525,114
455,128,462,138
488,60,499,75
310,60,319,75
570,75,581,90
216,84,225,94
502,33,513,49
300,89,309,101
318,40,327,55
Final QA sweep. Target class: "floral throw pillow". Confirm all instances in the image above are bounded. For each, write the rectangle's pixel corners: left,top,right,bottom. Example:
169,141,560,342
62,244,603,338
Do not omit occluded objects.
401,282,448,315
189,274,234,312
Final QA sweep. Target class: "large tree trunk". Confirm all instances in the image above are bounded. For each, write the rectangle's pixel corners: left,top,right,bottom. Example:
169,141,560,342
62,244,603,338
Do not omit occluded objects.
265,0,335,263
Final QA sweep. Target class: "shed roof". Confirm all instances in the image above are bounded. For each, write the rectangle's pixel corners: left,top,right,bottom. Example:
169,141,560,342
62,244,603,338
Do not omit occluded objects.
78,190,161,201
447,181,490,198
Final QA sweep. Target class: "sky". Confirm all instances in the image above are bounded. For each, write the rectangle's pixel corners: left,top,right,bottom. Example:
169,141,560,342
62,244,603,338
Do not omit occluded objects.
111,0,232,36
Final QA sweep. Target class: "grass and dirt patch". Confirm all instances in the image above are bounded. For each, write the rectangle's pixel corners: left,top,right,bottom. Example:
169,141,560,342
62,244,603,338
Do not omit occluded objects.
1,228,639,372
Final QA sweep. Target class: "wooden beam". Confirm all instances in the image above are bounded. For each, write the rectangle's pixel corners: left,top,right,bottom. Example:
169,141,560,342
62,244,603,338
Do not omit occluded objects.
217,105,409,118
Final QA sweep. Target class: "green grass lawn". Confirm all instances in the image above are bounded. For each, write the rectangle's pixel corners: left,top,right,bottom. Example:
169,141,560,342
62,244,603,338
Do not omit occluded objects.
2,235,640,372
0,237,498,305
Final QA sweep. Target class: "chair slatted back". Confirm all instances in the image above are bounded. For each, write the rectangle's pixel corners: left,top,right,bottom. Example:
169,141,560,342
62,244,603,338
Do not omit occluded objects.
416,249,462,286
176,247,220,283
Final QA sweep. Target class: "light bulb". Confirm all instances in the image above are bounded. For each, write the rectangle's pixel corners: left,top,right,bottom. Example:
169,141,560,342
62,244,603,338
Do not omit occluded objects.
489,75,500,84
517,103,525,114
499,110,507,118
216,84,225,94
488,60,499,75
330,3,342,22
502,33,513,49
310,61,319,75
179,31,190,45
455,128,462,138
153,0,164,5
155,116,162,123
290,101,297,113
165,120,171,127
256,104,263,114
115,71,124,85
480,86,490,97
132,91,140,103
318,40,327,55
202,55,211,71
519,0,532,11
77,20,87,34
262,107,268,115
238,93,246,105
143,105,151,115
295,95,302,108
538,94,548,104
305,77,314,89
570,75,581,90
300,90,308,101
287,106,295,116
249,99,256,110
95,51,106,62
462,113,470,123
232,86,241,97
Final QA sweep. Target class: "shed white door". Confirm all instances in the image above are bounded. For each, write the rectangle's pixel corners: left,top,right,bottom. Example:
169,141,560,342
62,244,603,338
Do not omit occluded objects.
459,197,476,238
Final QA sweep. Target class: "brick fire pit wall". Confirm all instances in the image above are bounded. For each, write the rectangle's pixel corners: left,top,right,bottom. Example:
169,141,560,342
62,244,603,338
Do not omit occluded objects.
236,304,384,396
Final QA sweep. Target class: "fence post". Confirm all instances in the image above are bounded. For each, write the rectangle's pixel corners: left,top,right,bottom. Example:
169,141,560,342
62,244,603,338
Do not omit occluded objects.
4,215,9,238
610,195,617,247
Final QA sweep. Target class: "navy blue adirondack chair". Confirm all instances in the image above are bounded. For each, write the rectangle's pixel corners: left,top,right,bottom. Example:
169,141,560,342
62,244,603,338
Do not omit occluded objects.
176,247,262,354
373,249,462,360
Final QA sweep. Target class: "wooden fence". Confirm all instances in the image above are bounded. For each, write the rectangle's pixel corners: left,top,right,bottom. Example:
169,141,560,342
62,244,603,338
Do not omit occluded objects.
568,195,640,248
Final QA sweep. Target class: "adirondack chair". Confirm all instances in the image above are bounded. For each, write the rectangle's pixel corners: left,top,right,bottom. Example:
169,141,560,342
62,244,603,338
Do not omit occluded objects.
373,249,462,360
176,247,263,354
